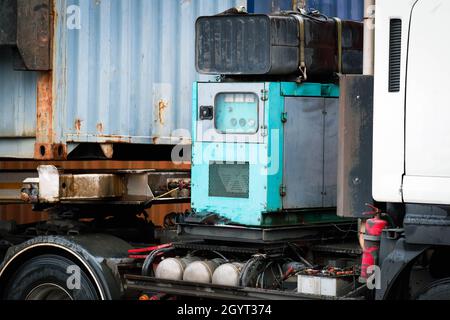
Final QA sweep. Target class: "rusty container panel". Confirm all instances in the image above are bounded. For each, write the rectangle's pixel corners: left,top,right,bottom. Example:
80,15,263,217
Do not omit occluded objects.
248,0,364,21
0,0,244,159
0,160,190,226
0,204,48,226
0,203,190,227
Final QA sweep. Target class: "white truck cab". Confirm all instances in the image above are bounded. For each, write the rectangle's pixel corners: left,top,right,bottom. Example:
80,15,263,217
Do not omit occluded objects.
373,0,450,205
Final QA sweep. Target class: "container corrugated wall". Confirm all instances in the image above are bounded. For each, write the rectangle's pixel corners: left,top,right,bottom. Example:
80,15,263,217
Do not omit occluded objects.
0,48,38,158
0,0,244,159
54,0,244,146
308,0,364,21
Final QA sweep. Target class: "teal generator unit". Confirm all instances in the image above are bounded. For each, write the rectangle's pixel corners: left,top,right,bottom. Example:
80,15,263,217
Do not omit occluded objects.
191,81,344,228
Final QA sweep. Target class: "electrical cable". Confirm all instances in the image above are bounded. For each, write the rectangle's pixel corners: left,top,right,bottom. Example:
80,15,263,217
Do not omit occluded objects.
211,250,228,262
239,257,256,287
140,187,181,210
288,243,313,267
141,247,175,277
332,224,358,234
240,255,266,287
188,249,229,262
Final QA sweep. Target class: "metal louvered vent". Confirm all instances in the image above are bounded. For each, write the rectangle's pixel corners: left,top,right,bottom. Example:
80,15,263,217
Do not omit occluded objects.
209,162,249,199
389,19,402,92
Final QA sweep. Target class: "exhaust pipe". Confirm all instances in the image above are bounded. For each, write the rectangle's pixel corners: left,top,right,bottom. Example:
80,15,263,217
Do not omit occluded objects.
363,0,376,75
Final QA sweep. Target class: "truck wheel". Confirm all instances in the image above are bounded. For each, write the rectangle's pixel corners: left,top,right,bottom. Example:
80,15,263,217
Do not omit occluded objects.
417,278,450,300
3,254,100,300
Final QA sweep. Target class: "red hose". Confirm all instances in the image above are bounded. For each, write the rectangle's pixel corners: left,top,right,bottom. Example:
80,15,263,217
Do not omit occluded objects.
128,255,150,259
128,243,173,254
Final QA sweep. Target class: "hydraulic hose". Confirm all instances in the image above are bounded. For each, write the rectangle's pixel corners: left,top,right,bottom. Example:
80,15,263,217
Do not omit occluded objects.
141,247,175,277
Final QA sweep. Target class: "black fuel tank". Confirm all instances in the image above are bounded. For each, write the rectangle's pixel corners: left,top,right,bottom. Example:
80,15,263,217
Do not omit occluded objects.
195,13,363,78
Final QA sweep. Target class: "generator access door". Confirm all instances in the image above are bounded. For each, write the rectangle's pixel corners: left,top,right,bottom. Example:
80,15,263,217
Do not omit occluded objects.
282,97,338,209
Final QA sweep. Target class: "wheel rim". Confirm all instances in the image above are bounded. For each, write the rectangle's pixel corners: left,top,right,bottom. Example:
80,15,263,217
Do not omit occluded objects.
25,283,73,300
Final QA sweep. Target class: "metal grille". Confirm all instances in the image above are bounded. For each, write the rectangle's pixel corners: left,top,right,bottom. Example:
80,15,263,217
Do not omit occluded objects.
208,162,249,198
389,19,402,92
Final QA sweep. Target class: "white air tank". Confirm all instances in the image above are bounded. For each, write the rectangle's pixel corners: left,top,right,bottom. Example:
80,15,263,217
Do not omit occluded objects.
212,262,244,287
183,258,225,284
155,256,199,281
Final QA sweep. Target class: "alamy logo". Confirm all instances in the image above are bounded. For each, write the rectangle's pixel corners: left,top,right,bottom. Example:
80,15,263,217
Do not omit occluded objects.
66,265,81,290
67,5,81,30
366,265,381,290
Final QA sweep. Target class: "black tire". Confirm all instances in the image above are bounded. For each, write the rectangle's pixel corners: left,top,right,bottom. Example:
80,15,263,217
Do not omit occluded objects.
3,254,100,300
417,278,450,300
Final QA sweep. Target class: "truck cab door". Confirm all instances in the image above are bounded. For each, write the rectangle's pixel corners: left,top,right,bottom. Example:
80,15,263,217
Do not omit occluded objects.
403,0,450,204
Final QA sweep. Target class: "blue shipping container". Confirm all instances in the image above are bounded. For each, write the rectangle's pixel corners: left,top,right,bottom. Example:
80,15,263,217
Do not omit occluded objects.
249,0,364,21
0,0,244,159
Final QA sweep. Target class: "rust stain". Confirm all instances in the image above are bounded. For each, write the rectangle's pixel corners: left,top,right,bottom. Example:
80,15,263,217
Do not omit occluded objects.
158,99,168,125
36,72,53,141
75,119,82,133
0,203,190,228
0,183,23,190
146,203,191,227
0,160,191,171
34,143,67,160
96,123,103,133
52,144,67,159
34,72,54,159
33,71,68,160
100,144,114,159
0,158,191,228
95,135,132,144
0,204,48,226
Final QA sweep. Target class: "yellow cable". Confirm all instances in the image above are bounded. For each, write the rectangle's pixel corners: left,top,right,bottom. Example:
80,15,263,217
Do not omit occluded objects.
154,187,180,199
